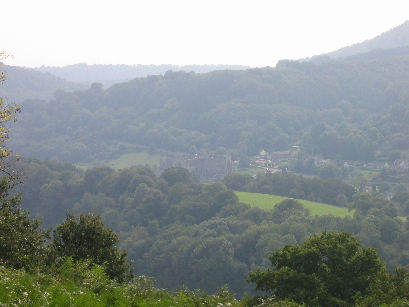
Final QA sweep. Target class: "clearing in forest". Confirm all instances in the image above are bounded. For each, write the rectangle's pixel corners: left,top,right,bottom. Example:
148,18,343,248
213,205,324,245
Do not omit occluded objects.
235,191,353,217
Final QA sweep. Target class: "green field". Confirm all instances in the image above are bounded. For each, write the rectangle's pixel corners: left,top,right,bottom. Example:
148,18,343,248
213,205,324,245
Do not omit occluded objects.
107,152,161,170
76,152,161,170
398,216,407,222
235,191,354,218
236,167,267,175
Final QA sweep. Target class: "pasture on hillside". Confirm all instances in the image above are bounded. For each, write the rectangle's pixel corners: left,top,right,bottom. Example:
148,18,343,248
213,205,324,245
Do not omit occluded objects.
76,151,161,170
107,152,161,169
235,191,354,218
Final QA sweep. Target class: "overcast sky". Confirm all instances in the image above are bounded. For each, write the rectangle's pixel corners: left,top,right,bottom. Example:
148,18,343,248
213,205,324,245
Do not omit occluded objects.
1,0,408,68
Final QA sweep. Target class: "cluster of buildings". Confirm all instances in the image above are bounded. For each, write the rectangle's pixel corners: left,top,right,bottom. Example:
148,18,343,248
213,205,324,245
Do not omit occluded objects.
248,148,300,173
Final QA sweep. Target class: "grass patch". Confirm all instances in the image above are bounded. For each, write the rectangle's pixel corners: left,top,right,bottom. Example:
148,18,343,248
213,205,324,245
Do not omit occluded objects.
235,191,353,218
75,152,161,170
236,168,266,175
107,152,161,170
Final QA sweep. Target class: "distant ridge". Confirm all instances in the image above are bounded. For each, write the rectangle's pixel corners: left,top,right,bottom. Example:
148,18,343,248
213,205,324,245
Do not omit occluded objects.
0,65,84,102
313,20,409,61
35,63,249,86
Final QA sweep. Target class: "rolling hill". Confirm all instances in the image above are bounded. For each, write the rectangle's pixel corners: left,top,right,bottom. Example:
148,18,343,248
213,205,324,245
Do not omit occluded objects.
34,63,249,86
315,20,409,60
0,65,84,102
8,52,409,164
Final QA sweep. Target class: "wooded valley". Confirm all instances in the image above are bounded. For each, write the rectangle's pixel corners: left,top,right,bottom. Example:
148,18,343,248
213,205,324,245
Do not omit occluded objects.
2,20,409,306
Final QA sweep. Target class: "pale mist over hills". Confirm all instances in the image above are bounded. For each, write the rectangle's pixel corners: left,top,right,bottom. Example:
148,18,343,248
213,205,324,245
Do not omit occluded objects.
34,63,249,86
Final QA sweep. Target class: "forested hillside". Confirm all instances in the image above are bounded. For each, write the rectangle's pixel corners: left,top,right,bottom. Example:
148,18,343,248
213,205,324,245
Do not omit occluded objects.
9,52,409,164
319,20,409,59
0,65,84,102
13,158,409,297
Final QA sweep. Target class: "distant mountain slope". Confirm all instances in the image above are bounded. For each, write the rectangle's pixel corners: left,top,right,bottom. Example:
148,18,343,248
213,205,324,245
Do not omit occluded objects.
325,20,409,59
34,63,249,86
9,53,409,164
0,65,84,102
341,45,409,61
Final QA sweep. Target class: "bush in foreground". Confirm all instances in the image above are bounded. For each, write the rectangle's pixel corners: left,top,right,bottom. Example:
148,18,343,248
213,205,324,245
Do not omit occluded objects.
0,258,242,307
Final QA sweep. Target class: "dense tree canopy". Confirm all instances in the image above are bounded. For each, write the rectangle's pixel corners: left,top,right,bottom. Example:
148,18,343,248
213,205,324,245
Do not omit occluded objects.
10,158,409,296
248,232,385,306
0,178,47,271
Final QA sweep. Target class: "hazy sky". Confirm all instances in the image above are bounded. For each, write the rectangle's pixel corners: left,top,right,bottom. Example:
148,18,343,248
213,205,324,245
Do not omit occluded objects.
2,0,408,67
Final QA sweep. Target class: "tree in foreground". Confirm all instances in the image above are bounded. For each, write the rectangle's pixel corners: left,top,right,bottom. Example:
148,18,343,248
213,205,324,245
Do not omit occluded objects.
0,51,21,171
0,52,46,271
49,212,133,282
0,178,48,270
248,232,384,306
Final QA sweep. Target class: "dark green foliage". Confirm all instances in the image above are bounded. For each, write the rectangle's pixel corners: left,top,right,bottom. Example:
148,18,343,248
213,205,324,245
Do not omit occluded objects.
223,173,253,191
14,159,409,297
0,178,48,271
18,158,84,228
248,232,384,306
271,199,309,224
353,267,409,306
49,212,132,282
160,166,193,186
309,125,374,161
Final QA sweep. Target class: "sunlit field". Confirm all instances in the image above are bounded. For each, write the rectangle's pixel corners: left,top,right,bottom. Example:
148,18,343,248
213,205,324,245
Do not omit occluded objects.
235,191,354,217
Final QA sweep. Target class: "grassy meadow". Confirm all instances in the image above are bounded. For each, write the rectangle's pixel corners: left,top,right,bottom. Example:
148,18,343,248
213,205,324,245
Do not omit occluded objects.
78,151,161,170
107,152,161,170
235,191,354,218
